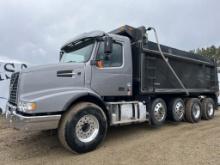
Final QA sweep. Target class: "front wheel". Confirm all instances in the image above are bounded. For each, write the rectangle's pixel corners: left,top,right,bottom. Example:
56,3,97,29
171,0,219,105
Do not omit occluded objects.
58,102,107,153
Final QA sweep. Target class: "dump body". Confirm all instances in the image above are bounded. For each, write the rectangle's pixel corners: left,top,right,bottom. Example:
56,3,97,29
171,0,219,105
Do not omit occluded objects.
140,42,218,94
111,25,218,96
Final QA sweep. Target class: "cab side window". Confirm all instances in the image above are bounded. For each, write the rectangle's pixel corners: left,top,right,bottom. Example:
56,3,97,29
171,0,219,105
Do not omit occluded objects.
96,42,123,67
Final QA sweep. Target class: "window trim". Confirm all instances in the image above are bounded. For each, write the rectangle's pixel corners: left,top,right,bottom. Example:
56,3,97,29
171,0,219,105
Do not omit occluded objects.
95,41,124,69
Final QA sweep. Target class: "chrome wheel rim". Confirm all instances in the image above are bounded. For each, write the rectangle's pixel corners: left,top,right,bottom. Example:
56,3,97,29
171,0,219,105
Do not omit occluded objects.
75,115,99,143
207,103,214,116
154,102,166,121
192,103,201,119
175,101,184,119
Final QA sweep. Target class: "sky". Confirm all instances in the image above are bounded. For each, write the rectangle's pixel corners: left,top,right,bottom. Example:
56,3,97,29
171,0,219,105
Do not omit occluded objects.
0,0,219,65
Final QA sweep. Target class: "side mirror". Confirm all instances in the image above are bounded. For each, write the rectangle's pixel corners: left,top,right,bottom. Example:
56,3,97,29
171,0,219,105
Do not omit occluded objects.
104,36,113,54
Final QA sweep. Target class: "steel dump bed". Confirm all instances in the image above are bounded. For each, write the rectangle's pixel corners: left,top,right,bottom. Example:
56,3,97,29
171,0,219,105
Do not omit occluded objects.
140,41,217,94
111,25,218,95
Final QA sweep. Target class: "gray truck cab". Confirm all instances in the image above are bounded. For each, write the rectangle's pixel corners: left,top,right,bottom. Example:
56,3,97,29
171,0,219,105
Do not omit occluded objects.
6,30,133,125
60,31,132,97
5,25,218,154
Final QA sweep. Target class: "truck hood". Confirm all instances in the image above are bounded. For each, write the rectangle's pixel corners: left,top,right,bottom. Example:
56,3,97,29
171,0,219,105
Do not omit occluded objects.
21,63,83,73
19,63,85,96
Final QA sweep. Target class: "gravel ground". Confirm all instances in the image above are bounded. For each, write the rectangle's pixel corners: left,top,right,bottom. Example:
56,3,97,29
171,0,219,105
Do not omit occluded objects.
0,110,219,165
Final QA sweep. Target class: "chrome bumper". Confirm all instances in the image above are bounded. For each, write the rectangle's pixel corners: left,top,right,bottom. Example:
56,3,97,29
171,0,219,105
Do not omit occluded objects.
5,103,61,131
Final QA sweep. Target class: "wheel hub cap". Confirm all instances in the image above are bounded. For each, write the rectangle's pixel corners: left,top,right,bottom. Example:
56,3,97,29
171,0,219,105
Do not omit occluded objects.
207,103,214,116
192,103,200,119
175,102,184,119
154,103,165,121
75,115,99,143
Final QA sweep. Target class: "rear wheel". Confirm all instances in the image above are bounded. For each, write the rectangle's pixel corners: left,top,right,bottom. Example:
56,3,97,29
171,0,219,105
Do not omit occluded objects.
168,98,185,122
58,102,107,153
201,98,215,120
150,98,167,126
185,98,202,123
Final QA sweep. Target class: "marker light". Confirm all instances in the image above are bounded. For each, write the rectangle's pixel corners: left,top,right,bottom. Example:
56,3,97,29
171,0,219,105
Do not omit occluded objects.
18,102,37,112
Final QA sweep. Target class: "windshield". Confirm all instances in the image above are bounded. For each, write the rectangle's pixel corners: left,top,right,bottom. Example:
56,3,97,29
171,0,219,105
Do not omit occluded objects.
60,39,95,63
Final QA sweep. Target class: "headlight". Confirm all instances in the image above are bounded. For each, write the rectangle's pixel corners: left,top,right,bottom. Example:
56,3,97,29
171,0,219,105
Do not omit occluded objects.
18,102,37,112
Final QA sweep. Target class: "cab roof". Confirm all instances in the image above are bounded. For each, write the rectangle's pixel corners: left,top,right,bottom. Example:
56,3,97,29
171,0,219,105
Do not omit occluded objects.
61,31,105,50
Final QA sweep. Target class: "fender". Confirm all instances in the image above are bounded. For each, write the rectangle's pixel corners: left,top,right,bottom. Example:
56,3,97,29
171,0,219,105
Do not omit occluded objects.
63,92,106,112
62,92,110,123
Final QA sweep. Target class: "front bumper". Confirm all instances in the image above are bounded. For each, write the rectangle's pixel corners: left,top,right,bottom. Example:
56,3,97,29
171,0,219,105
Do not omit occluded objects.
5,103,61,131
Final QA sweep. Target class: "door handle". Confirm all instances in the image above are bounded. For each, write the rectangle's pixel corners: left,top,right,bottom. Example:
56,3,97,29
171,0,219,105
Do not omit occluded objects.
57,72,76,76
57,70,79,77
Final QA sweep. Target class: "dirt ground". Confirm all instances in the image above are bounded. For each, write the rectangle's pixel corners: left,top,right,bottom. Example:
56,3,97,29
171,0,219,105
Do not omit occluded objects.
0,110,219,165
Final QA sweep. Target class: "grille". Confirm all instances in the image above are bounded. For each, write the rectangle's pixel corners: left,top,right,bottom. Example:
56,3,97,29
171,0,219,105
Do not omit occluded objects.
9,72,20,105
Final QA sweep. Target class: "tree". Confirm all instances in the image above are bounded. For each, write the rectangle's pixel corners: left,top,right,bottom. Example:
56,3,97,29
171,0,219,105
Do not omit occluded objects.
190,45,220,66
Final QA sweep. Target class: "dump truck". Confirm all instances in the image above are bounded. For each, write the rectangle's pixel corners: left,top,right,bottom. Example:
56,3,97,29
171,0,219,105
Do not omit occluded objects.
5,25,219,153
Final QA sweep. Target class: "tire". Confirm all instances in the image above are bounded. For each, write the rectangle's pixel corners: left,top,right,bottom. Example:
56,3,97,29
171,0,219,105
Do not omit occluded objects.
185,98,202,123
168,98,185,122
58,102,108,153
201,98,215,120
150,98,167,126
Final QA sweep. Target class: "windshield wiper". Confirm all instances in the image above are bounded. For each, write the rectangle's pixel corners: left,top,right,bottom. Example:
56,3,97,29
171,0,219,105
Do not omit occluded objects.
67,61,77,63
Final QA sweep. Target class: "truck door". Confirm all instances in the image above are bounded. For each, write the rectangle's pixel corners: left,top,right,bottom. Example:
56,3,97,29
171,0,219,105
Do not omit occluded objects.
91,40,132,96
